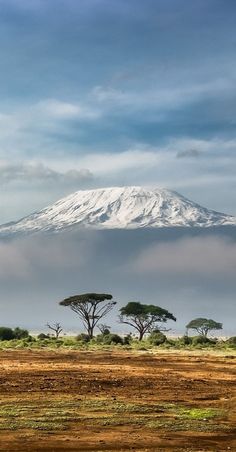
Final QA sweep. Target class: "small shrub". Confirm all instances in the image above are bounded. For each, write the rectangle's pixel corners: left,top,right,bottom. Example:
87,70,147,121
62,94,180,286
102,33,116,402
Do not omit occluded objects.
148,331,166,346
23,336,35,343
94,334,105,344
62,338,77,346
94,333,123,345
226,336,236,347
102,333,123,345
123,334,132,345
76,333,90,343
178,335,193,345
192,335,211,346
102,328,110,336
37,333,50,340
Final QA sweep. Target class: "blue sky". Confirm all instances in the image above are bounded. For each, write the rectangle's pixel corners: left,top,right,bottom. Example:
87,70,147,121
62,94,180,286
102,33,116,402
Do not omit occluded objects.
0,0,236,221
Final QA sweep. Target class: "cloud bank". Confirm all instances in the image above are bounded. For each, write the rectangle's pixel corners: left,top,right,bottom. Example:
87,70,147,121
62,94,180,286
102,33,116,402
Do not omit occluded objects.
0,229,235,335
130,236,236,278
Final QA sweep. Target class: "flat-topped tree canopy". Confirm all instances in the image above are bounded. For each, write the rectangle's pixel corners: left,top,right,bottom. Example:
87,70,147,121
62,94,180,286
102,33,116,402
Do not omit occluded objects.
60,293,113,306
186,318,223,337
59,293,115,339
120,302,176,320
119,301,176,341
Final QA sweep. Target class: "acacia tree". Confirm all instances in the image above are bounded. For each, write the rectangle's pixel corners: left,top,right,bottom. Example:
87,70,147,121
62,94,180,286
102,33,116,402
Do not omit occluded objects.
119,302,176,341
59,293,116,339
186,318,223,337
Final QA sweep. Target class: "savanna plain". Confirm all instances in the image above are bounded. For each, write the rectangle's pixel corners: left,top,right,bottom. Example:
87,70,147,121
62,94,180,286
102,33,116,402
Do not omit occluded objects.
0,348,235,452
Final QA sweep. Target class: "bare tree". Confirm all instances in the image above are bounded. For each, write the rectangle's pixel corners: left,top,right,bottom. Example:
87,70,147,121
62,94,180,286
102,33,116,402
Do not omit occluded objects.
46,322,63,339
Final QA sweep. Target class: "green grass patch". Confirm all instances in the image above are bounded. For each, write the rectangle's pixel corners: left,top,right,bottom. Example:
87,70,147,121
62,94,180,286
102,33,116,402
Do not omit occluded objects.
176,407,222,420
0,398,229,434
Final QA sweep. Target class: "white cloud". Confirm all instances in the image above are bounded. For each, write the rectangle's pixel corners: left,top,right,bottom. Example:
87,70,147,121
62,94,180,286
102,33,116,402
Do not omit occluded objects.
36,99,100,120
0,97,101,159
48,136,236,178
91,77,232,112
0,161,93,185
74,148,160,174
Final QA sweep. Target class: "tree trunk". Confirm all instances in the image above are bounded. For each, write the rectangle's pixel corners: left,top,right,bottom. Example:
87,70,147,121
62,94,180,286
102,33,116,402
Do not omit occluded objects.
87,326,94,339
138,330,144,341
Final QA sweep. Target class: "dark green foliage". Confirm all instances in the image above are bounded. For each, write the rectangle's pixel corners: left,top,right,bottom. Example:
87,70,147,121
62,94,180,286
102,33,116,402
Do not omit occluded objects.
97,324,111,335
192,335,211,345
148,331,167,346
94,334,104,344
186,318,222,337
14,327,29,339
123,334,132,345
37,333,50,340
226,336,236,346
178,335,193,345
0,327,30,341
60,293,113,306
102,333,123,345
102,328,110,336
0,327,15,341
95,333,123,345
59,293,116,339
22,336,35,343
76,333,90,343
119,302,176,340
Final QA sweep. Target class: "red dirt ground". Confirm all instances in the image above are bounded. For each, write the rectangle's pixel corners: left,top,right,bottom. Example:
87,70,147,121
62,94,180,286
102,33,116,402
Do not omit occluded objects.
0,349,235,451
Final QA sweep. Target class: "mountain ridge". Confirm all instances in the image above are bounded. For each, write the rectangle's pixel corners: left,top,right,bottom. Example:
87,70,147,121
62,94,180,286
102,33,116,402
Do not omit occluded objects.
0,186,235,236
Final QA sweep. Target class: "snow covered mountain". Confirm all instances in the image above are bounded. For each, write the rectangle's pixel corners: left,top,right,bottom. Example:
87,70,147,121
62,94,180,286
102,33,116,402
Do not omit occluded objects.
0,186,235,236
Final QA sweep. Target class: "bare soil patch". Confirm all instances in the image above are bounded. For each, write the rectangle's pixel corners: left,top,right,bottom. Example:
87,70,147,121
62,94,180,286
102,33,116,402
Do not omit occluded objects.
0,349,235,451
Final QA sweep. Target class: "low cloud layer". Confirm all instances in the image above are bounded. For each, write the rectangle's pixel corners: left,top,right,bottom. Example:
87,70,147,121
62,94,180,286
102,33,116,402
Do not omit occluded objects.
0,229,235,335
129,236,236,278
0,232,97,280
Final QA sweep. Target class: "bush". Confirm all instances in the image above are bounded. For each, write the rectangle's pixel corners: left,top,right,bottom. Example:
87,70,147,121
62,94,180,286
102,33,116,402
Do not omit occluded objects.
14,327,29,339
76,333,90,343
22,336,35,343
148,331,167,346
94,334,105,344
62,338,77,346
123,334,132,345
0,327,30,341
93,333,123,345
102,333,123,345
192,335,211,346
226,336,236,346
102,328,110,336
37,333,50,340
0,327,15,341
178,335,193,346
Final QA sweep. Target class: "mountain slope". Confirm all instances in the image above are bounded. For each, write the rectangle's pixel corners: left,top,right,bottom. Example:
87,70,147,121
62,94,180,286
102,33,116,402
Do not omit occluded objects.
0,186,235,236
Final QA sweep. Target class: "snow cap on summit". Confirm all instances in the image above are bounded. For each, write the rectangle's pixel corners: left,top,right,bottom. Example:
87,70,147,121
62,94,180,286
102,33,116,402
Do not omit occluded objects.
0,186,235,236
